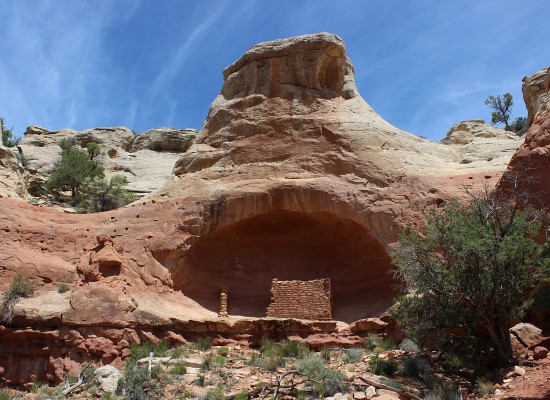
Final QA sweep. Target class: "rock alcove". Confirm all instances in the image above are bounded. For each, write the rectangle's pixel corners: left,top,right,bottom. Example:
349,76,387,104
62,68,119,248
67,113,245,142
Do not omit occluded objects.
168,210,396,323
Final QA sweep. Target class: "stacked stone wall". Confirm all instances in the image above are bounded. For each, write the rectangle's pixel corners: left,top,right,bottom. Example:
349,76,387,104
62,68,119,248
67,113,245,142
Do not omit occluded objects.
266,278,331,320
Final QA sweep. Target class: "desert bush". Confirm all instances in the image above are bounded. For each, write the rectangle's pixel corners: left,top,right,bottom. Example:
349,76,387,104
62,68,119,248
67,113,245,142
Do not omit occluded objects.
400,356,429,380
320,346,331,360
129,340,170,362
399,338,420,353
444,354,462,373
217,346,230,357
475,377,494,399
369,355,398,377
1,273,34,325
296,354,346,397
78,174,136,213
117,363,163,400
194,337,212,351
279,340,309,357
342,347,363,364
170,361,187,376
203,354,227,370
199,387,225,400
170,344,189,358
57,283,69,294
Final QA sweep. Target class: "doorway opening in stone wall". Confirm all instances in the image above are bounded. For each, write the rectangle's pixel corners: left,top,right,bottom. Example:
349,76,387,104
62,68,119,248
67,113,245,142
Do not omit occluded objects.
171,210,397,323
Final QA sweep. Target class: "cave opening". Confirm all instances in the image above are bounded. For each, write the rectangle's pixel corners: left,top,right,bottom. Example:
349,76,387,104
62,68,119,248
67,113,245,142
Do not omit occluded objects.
172,210,397,323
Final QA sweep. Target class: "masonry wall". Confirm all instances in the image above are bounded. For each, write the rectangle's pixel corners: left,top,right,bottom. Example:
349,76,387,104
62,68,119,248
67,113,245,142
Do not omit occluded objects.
266,278,332,320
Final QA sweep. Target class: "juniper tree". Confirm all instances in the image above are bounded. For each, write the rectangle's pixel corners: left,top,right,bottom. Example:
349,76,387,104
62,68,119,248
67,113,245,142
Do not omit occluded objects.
391,178,548,367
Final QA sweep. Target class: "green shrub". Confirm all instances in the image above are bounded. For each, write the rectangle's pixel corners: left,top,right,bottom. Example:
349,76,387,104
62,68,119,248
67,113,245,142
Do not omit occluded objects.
117,363,163,400
57,283,69,294
203,354,227,370
342,347,363,364
423,386,461,400
369,355,398,377
296,354,346,397
233,392,247,400
475,377,494,399
194,337,212,351
320,346,331,360
170,344,189,358
217,346,230,357
199,387,225,400
0,388,12,400
400,356,429,380
444,355,462,373
399,338,420,353
278,340,309,358
78,174,136,213
1,273,34,324
0,117,19,147
129,340,170,362
170,361,187,375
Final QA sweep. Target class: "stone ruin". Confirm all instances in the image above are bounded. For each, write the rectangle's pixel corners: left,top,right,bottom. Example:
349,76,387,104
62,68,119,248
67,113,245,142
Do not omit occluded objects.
266,278,332,320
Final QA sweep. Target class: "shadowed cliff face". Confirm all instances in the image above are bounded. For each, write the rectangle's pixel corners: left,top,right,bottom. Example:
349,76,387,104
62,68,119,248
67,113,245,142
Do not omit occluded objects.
159,210,395,323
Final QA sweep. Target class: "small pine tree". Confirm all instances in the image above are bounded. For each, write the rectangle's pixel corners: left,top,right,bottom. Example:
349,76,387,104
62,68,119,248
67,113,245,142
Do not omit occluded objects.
485,93,513,130
46,140,104,200
0,117,19,147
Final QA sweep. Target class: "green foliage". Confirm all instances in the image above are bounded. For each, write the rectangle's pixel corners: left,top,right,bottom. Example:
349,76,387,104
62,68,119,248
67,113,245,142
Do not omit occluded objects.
203,353,227,370
217,346,229,357
57,283,69,294
170,344,189,358
1,273,34,325
199,387,225,400
194,337,212,351
260,339,309,358
117,363,163,400
475,377,495,399
233,392,248,400
400,356,429,380
0,117,19,147
128,340,170,363
77,174,136,213
509,116,526,133
369,355,398,377
170,361,187,375
296,354,347,397
399,338,420,353
485,93,513,130
444,355,462,373
342,347,363,364
86,142,100,160
47,140,104,199
0,388,12,400
320,346,331,360
391,186,547,366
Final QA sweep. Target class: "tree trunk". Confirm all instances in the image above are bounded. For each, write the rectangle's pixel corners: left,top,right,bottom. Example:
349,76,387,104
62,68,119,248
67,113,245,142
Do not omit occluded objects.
487,320,514,366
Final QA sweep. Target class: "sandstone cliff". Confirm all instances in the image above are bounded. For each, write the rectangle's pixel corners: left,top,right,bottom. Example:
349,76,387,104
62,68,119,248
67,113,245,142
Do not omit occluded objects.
0,33,538,386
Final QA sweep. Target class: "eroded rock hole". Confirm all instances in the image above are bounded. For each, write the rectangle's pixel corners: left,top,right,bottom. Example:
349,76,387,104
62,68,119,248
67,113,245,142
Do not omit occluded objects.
171,211,396,322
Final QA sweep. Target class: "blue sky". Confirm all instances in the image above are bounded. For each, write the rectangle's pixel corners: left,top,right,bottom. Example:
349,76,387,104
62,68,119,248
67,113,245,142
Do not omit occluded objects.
1,1,548,141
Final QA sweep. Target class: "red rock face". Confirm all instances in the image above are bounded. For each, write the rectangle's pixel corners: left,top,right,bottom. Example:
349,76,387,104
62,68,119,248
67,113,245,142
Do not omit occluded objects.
0,33,534,386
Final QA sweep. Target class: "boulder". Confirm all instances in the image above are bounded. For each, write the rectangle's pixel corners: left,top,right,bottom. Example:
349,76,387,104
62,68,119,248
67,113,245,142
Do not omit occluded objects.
533,346,548,360
510,323,543,348
94,365,121,394
522,66,550,130
350,318,388,332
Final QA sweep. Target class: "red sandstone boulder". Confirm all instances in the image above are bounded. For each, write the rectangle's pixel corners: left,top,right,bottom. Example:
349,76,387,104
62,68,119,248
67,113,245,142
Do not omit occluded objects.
288,333,363,349
349,318,388,332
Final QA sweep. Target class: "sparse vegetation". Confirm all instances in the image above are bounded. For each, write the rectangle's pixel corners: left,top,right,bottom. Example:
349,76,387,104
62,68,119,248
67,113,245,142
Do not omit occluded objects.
399,338,420,353
117,363,163,400
342,347,363,364
485,93,514,130
128,340,170,362
170,361,187,376
194,337,212,351
57,283,69,294
296,353,347,397
77,174,136,213
475,377,495,399
369,355,398,377
1,117,19,147
1,273,34,325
